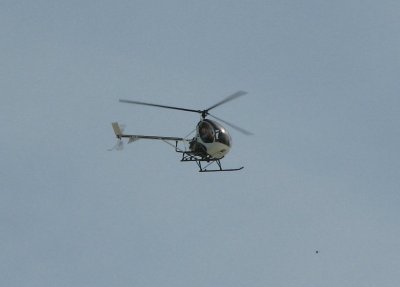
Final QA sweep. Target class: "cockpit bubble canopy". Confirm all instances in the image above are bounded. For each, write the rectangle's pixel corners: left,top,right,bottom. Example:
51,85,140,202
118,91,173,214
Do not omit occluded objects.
197,120,231,146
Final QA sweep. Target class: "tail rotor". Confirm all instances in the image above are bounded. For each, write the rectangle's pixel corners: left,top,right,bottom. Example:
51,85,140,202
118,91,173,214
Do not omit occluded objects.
108,123,126,151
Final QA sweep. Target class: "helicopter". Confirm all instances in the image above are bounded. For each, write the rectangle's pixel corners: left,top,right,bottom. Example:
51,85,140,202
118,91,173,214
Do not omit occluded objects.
111,91,252,172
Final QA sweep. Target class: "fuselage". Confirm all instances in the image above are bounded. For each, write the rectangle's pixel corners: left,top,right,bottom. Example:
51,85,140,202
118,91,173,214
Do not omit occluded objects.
189,119,231,159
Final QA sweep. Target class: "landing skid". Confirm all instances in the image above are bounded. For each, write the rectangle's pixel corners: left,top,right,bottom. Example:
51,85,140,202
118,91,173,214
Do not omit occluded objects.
199,166,244,173
179,150,244,172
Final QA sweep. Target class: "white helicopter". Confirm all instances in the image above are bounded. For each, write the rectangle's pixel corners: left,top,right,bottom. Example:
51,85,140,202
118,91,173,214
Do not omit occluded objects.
111,91,251,172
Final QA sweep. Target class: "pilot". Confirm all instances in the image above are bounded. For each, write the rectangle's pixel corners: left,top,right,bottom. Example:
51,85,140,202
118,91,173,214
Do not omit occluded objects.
200,124,214,143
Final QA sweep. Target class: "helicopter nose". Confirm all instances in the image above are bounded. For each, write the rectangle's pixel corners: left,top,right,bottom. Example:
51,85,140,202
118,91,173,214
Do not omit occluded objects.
206,143,230,159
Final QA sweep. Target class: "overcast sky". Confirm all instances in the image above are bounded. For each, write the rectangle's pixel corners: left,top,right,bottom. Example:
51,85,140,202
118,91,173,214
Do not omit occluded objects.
1,1,400,286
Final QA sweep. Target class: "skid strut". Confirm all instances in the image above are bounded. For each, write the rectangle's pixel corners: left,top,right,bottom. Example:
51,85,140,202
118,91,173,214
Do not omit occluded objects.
178,149,243,172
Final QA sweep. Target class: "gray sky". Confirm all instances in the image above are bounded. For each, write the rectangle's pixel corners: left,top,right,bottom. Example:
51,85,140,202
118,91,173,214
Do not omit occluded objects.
1,1,400,286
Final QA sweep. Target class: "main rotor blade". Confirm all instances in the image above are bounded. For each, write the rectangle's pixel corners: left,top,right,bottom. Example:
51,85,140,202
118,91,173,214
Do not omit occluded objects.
205,90,247,113
209,113,253,135
119,99,201,114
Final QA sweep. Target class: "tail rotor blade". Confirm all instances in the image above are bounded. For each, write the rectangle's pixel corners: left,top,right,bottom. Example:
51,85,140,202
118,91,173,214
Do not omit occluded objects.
115,139,124,150
108,139,124,151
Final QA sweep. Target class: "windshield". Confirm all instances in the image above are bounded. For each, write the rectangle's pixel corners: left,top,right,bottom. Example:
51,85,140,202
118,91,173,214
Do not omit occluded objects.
216,130,231,146
204,120,231,146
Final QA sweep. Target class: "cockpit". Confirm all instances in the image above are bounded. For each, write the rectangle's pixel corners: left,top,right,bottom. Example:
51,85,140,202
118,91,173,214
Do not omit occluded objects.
197,120,231,147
